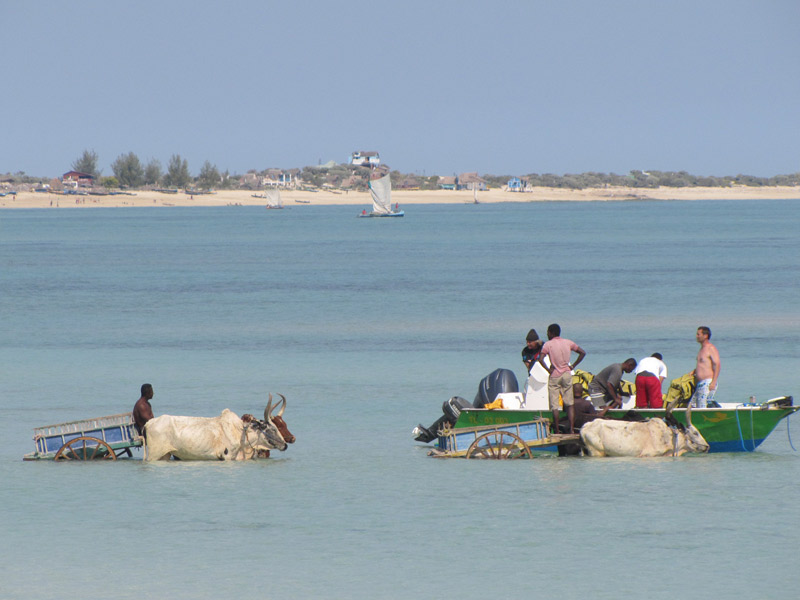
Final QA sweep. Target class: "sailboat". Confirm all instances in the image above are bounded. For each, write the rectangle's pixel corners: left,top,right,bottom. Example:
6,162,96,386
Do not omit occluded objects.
265,189,283,209
358,169,404,218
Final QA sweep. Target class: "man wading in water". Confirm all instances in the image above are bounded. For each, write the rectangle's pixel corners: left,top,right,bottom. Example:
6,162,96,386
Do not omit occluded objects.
133,383,155,437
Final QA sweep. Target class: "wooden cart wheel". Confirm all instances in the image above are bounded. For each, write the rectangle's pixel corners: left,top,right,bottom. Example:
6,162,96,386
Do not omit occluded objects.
54,436,117,461
466,431,533,459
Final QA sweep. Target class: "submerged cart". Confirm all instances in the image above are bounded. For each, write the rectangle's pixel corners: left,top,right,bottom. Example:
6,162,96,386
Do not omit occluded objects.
427,415,580,459
23,413,143,461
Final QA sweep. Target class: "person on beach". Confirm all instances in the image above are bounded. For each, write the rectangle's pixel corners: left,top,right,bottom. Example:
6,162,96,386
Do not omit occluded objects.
634,353,667,408
588,358,637,412
537,324,586,434
690,326,720,407
521,328,544,374
133,383,155,437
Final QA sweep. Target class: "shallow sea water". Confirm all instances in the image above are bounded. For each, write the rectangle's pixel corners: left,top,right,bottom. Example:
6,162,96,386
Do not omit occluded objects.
1,200,799,599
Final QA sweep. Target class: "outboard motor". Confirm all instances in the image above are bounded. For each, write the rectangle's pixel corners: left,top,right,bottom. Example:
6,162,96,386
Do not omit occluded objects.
412,369,520,444
473,368,519,408
413,396,471,443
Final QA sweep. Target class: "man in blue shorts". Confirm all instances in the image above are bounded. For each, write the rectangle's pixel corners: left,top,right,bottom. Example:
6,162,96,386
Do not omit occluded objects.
691,326,721,407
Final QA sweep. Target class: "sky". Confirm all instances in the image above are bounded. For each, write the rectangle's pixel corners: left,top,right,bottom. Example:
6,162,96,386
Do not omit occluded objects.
2,0,799,178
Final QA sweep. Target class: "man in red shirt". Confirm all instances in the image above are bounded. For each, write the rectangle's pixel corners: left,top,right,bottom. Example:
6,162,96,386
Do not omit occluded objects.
537,324,586,434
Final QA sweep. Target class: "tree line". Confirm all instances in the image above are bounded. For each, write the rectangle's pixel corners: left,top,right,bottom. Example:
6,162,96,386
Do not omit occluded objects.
70,150,228,190
5,149,798,191
482,170,800,190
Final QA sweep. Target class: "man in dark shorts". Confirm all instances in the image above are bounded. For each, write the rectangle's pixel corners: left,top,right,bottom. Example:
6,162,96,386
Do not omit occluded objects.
133,383,155,437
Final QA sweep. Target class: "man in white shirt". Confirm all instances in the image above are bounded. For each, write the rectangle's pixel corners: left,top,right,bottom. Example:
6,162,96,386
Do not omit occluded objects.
634,353,668,408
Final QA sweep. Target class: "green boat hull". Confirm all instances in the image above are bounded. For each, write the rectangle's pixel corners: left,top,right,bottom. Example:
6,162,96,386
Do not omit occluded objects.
452,405,800,453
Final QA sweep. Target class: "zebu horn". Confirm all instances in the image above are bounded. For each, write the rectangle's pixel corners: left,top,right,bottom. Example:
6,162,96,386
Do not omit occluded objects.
265,393,273,422
274,394,286,417
685,401,693,427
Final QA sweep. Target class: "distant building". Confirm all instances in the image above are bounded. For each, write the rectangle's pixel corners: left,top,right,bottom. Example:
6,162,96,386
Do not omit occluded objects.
350,151,381,167
340,175,360,189
396,176,420,190
507,176,523,191
438,176,456,190
62,171,94,188
264,168,296,187
456,172,487,191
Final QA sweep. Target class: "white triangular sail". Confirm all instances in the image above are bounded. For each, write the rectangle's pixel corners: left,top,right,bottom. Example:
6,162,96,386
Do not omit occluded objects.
266,189,282,208
369,173,392,214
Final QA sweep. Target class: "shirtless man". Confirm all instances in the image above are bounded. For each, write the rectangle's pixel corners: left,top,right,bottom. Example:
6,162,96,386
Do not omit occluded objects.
133,383,155,436
691,326,720,408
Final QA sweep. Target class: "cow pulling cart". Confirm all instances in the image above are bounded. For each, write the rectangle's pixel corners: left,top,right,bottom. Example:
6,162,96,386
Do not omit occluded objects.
23,413,143,461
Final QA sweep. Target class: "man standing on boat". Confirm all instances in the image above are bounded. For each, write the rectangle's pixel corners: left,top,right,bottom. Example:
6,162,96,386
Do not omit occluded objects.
691,326,720,407
634,353,667,408
537,324,586,434
133,383,155,437
521,328,544,374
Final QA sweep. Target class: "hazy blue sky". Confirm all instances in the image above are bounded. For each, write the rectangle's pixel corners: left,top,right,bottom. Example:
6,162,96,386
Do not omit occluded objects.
3,1,799,178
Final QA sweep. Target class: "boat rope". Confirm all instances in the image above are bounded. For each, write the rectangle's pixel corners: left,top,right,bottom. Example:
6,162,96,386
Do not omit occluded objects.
734,405,756,452
787,412,797,451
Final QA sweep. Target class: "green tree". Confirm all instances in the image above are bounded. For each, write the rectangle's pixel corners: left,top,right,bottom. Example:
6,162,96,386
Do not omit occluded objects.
164,154,191,188
71,149,100,179
100,176,119,189
144,159,162,186
111,152,144,188
197,160,220,189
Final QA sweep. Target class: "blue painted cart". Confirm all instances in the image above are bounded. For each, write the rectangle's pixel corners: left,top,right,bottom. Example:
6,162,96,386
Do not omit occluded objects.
23,413,143,461
427,415,580,458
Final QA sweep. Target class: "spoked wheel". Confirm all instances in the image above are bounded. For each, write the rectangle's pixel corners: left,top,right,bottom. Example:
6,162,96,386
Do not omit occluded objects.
54,436,117,461
466,431,533,459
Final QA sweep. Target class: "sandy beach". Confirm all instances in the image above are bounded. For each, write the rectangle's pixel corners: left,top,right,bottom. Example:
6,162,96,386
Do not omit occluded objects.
1,185,798,209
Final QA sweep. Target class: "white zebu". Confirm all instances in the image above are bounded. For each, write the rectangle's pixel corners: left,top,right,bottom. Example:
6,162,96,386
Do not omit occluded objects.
144,397,288,461
580,403,709,457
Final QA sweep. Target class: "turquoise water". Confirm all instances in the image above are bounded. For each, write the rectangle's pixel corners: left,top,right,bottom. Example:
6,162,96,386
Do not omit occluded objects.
2,200,799,599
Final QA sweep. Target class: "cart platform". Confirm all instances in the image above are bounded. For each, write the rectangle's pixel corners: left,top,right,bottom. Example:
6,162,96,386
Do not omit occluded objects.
23,413,143,461
428,417,581,458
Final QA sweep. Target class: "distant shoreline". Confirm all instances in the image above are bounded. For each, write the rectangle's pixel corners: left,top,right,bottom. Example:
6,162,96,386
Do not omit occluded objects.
2,185,799,209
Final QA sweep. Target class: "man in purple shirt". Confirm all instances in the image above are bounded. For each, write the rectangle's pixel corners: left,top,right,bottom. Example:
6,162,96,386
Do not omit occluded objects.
536,323,586,434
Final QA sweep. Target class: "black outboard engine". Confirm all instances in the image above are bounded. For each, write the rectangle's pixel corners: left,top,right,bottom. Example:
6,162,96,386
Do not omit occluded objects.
413,369,522,444
473,368,519,408
413,396,472,443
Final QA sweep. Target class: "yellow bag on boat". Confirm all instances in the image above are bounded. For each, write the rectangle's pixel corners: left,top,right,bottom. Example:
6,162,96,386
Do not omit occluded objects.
620,379,636,397
663,372,696,407
573,369,593,396
484,397,504,410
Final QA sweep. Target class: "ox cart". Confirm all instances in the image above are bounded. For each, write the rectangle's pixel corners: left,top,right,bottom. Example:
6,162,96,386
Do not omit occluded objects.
427,415,580,459
23,413,143,461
